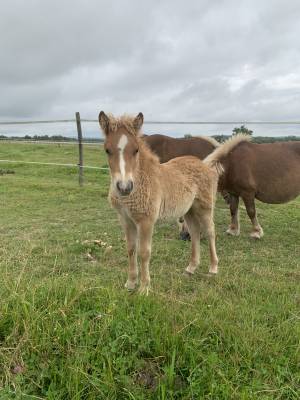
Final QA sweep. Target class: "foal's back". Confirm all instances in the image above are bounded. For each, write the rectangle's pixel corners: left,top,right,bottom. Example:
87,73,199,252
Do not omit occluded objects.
158,155,219,215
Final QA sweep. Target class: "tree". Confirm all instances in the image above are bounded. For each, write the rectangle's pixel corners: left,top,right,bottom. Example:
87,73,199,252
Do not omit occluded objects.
232,125,253,136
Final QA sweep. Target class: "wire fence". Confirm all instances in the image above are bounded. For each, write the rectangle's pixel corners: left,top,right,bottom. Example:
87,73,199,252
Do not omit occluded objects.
1,113,300,185
1,118,300,125
0,159,107,170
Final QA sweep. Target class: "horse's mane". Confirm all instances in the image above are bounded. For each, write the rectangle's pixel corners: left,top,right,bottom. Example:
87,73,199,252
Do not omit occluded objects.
107,114,159,164
107,114,141,137
138,136,160,164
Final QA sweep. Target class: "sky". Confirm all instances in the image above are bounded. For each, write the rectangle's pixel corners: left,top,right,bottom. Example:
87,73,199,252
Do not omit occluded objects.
1,0,300,138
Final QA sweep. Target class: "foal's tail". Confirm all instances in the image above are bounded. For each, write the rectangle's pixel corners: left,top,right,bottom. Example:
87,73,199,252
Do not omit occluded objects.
203,134,251,175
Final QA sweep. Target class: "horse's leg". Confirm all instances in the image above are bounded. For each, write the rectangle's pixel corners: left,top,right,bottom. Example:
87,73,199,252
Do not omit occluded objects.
120,215,138,290
226,195,240,236
178,217,191,241
184,209,201,275
200,209,218,274
137,220,154,295
242,193,264,239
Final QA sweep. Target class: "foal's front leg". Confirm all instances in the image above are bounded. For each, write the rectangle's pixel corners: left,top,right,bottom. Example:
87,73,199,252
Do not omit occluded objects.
137,220,154,295
120,215,138,290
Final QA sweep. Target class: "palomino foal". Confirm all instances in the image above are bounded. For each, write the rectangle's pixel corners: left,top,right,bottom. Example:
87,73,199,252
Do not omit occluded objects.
99,111,221,294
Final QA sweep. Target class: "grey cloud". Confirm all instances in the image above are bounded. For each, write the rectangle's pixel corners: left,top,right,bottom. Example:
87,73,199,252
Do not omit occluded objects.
1,0,300,137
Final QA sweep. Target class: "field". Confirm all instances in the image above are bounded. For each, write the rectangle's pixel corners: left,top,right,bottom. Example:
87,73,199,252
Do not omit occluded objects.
0,142,299,399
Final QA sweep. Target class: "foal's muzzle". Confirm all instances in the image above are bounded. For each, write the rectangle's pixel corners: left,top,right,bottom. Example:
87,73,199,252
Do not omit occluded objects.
116,180,133,196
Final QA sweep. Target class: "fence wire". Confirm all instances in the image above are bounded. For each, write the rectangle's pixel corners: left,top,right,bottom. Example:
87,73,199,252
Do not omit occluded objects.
1,119,300,125
1,116,299,182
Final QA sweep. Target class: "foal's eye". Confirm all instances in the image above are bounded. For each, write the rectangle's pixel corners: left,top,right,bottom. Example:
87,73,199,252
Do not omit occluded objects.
105,148,112,156
133,148,139,155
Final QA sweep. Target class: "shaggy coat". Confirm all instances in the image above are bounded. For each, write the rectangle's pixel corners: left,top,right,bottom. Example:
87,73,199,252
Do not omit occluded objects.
99,112,221,294
143,133,224,239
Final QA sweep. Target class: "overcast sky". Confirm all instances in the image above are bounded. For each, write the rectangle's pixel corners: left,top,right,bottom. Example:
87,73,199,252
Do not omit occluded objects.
1,0,300,137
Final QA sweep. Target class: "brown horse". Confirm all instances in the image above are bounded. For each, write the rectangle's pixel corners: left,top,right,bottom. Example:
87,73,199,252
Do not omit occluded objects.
99,112,222,294
205,135,300,238
143,134,219,163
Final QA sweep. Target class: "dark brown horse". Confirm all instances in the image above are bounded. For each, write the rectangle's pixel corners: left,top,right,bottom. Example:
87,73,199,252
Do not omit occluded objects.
205,135,300,238
143,134,219,163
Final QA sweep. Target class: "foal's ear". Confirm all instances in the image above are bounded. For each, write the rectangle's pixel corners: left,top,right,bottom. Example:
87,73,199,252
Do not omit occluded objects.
133,112,144,132
98,111,110,135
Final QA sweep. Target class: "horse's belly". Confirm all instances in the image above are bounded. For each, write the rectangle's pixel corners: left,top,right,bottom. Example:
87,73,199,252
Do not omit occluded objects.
159,204,191,220
159,193,194,220
256,187,300,204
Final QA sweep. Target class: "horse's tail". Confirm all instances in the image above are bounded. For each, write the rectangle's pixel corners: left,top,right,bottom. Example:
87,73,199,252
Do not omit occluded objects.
203,134,251,175
193,135,220,148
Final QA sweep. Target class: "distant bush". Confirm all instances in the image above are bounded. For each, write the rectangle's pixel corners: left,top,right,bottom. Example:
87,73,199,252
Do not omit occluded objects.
232,125,253,136
212,135,300,144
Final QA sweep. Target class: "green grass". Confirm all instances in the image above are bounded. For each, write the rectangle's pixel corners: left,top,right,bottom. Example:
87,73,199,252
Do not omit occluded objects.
0,142,299,399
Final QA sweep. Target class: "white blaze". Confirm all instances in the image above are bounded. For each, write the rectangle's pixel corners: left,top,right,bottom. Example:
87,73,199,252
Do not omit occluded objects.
118,134,128,180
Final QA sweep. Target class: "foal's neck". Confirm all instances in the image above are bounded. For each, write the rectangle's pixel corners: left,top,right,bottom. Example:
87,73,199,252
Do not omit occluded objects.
137,137,160,168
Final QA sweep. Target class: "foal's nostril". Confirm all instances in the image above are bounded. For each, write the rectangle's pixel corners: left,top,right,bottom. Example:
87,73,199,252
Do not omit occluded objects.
128,180,133,192
116,181,122,192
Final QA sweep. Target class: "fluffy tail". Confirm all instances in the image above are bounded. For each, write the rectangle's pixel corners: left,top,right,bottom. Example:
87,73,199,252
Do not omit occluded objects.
194,135,220,148
203,134,251,175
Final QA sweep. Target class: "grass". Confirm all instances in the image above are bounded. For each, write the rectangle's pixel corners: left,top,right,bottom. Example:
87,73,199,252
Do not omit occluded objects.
0,142,299,399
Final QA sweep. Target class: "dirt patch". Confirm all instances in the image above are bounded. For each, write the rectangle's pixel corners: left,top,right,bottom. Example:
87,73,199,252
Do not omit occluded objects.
134,361,161,391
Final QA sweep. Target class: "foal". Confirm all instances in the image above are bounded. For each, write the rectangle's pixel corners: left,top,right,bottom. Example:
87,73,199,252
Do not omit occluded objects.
99,112,221,294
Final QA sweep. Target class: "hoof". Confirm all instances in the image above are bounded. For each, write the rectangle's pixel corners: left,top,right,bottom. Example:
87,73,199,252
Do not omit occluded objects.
185,265,196,275
138,285,150,296
180,231,191,241
208,268,218,275
250,229,264,239
125,280,137,291
226,227,240,236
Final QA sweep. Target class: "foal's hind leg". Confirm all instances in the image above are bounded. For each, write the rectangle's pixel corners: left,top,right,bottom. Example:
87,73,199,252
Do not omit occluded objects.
242,193,264,239
184,209,201,275
200,210,218,274
226,195,240,236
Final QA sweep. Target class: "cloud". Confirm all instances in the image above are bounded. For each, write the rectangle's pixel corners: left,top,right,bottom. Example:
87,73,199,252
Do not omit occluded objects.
1,0,300,137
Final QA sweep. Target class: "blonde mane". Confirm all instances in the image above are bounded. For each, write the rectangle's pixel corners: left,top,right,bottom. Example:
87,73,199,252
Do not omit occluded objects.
107,114,142,137
137,136,160,164
108,113,160,164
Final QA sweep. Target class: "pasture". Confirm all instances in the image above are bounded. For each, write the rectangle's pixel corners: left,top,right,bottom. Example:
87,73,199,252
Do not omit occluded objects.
0,142,299,399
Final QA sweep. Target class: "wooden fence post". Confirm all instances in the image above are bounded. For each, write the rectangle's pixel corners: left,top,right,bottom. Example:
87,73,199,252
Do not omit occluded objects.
75,112,83,186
